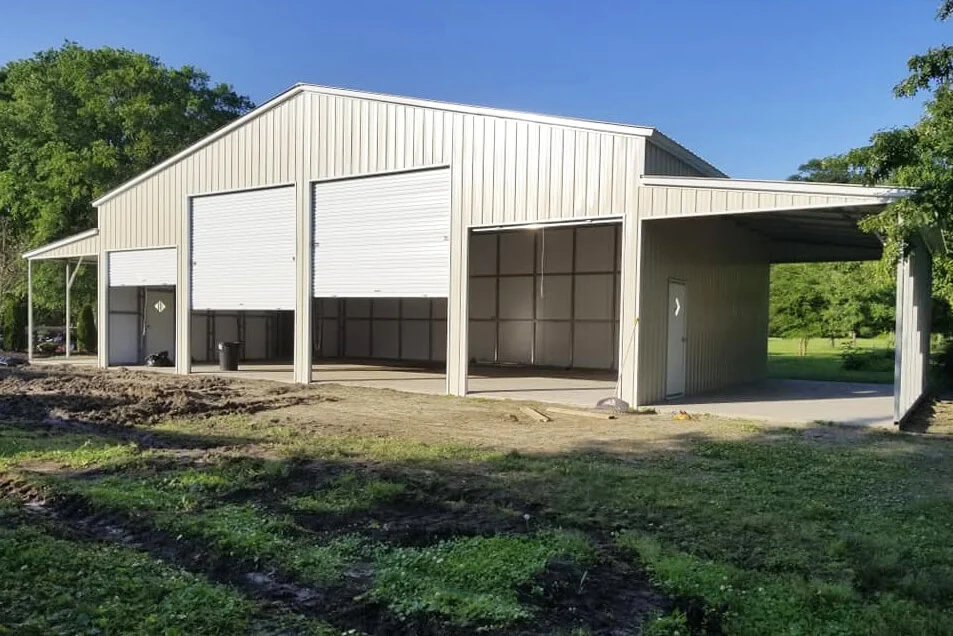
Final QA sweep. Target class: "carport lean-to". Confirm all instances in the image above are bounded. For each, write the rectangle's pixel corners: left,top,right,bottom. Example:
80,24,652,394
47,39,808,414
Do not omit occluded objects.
21,84,932,426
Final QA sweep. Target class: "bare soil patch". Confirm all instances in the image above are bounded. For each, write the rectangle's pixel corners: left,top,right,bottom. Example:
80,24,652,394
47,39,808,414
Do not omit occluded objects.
0,365,333,427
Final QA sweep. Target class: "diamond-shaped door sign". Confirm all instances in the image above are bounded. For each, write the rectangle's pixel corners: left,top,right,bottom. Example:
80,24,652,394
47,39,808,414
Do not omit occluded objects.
153,300,166,313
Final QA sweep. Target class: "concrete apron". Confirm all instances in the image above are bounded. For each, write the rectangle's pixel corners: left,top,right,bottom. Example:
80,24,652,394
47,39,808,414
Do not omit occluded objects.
651,378,895,429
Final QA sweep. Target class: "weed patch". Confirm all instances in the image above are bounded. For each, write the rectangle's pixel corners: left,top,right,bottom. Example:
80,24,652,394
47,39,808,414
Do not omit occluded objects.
372,530,593,625
287,472,405,514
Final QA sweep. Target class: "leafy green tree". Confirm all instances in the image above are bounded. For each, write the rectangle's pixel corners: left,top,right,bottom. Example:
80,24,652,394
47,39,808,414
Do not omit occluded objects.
0,296,27,351
75,304,96,353
788,1,953,321
0,43,253,313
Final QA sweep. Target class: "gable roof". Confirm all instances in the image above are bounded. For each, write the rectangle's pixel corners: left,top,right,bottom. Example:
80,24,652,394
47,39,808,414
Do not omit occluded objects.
93,83,724,206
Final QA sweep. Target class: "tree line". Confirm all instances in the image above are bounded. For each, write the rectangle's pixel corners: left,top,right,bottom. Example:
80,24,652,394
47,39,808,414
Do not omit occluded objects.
0,43,252,349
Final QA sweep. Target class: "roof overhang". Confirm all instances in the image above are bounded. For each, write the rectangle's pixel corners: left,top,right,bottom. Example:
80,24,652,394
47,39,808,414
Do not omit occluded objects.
22,229,100,261
639,176,913,264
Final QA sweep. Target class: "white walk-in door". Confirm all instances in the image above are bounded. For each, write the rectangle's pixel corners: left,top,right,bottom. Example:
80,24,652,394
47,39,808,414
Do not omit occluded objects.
313,168,451,297
109,248,176,287
191,186,296,310
666,280,687,398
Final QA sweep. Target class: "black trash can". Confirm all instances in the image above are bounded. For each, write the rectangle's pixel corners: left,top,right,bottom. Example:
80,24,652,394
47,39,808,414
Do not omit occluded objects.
217,341,241,371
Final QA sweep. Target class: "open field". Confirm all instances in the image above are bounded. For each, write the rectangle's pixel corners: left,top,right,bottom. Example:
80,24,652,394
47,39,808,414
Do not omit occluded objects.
768,337,894,384
1,366,953,634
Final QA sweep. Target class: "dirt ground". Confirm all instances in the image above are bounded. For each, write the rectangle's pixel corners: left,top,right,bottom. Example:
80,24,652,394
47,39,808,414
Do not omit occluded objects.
0,364,869,455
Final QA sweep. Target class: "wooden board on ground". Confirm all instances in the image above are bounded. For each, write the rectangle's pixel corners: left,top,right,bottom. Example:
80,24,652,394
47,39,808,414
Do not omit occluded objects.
520,406,552,422
547,406,617,420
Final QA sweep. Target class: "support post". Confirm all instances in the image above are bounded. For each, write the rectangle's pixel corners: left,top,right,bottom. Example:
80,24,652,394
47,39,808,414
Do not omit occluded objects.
293,95,315,384
65,262,71,359
27,260,33,362
64,255,84,359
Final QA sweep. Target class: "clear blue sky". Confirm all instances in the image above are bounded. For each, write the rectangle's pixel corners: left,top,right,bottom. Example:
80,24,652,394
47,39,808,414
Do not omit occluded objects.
0,0,948,178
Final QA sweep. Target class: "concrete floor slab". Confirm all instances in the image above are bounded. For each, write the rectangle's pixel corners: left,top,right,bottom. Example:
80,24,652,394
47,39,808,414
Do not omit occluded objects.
651,379,895,429
86,360,895,428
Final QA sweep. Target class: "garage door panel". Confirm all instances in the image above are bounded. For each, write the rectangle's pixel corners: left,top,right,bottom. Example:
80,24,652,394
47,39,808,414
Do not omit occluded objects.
109,248,176,287
313,169,450,297
191,187,295,311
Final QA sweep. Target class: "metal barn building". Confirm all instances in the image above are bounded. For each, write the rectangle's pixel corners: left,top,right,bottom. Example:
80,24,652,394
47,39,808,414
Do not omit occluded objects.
23,84,932,424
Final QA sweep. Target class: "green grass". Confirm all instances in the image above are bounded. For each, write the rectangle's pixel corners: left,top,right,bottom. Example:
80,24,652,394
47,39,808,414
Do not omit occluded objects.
6,402,953,633
287,472,406,514
61,470,366,587
768,336,894,383
0,523,253,634
372,531,593,625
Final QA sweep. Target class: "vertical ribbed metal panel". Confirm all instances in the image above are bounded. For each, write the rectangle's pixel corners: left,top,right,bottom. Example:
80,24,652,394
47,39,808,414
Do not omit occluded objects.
635,217,769,405
638,186,861,218
298,91,640,226
99,98,298,251
894,238,932,422
644,141,706,177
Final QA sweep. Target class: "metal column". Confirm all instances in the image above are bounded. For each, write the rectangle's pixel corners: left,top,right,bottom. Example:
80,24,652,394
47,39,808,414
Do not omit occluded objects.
65,263,71,359
27,260,33,362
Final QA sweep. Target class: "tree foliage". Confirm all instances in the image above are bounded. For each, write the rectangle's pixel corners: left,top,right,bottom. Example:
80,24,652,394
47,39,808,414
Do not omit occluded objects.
75,304,96,353
780,2,953,338
770,262,895,348
0,43,253,314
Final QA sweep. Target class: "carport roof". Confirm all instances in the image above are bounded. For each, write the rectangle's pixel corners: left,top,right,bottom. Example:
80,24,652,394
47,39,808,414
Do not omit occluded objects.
639,176,912,263
22,228,99,261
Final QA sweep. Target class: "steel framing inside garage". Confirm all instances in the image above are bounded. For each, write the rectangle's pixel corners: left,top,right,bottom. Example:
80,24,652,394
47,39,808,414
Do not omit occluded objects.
22,84,932,424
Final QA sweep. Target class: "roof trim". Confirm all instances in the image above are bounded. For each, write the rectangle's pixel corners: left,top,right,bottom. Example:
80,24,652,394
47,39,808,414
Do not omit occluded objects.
297,84,655,137
640,175,909,199
647,131,728,178
22,228,99,260
94,82,723,207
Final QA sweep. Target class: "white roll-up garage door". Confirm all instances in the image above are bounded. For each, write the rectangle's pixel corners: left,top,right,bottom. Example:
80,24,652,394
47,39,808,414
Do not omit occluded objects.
191,186,296,310
108,248,176,287
313,168,451,297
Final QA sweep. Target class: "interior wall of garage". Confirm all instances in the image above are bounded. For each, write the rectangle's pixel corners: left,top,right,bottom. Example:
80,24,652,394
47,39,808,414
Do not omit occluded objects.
108,286,140,365
190,311,292,363
468,224,621,370
636,217,769,404
313,298,447,364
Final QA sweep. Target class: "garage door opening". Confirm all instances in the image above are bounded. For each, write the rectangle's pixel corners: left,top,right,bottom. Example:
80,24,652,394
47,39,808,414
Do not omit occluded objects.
465,222,621,407
106,247,177,367
188,185,297,380
107,285,176,366
310,167,451,390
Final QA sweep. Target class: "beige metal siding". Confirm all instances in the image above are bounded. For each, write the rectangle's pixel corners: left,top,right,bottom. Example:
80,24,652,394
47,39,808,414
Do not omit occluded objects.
26,233,100,260
94,87,646,387
635,216,769,404
638,186,871,219
644,142,705,177
894,238,932,422
97,98,299,252
300,92,640,226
